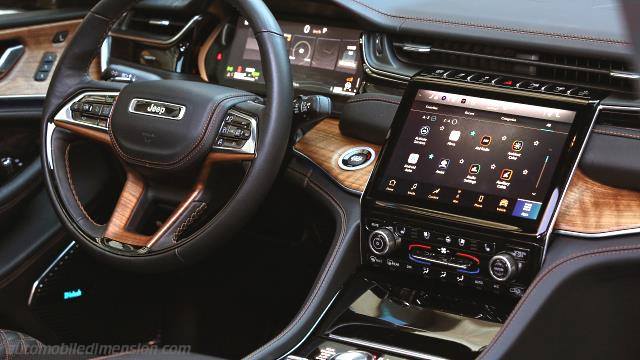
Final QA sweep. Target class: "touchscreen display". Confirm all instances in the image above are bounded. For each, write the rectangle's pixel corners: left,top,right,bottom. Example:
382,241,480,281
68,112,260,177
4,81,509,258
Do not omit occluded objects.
223,17,362,96
377,89,576,222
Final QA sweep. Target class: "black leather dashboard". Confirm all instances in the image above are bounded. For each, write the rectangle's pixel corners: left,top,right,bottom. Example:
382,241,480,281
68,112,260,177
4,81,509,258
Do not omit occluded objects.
334,0,634,60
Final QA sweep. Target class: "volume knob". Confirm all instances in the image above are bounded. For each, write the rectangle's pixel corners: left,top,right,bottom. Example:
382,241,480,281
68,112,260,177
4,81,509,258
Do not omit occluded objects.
368,228,399,256
489,252,519,282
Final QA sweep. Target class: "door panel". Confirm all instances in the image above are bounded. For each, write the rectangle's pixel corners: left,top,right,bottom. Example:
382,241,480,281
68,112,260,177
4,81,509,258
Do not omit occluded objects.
0,20,101,98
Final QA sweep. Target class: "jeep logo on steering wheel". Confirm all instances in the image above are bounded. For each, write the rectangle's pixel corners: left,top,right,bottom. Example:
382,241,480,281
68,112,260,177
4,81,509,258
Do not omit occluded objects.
146,103,166,115
128,98,186,121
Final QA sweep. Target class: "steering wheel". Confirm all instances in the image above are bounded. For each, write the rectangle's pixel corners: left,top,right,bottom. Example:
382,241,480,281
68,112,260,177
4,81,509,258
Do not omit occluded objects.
41,0,292,271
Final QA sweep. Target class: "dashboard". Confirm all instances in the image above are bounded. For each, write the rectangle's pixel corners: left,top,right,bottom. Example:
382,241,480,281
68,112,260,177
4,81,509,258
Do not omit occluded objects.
99,0,640,358
215,17,362,97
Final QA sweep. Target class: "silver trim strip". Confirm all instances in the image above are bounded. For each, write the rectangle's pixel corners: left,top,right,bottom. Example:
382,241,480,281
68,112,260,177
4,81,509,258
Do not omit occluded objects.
555,228,640,238
128,98,186,120
28,241,76,307
100,36,111,73
110,15,203,48
277,292,340,360
327,334,447,360
539,101,600,260
402,44,432,53
610,70,640,80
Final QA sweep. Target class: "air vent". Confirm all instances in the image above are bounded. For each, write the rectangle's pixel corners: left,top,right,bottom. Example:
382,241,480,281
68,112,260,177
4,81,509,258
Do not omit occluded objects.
392,36,638,94
111,10,203,47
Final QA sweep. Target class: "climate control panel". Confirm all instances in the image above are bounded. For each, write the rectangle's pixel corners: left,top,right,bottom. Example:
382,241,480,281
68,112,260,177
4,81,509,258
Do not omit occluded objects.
362,214,543,298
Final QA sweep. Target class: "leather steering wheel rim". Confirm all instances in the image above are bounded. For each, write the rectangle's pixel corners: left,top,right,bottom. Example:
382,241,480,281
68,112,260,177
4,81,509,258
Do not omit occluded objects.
41,0,293,272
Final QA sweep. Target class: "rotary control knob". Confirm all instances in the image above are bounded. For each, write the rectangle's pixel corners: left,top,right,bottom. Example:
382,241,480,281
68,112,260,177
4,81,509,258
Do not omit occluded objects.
489,252,519,282
368,228,399,256
331,350,375,360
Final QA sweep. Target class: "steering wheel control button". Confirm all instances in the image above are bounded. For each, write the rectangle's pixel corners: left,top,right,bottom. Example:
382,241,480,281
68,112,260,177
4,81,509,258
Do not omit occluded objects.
489,252,519,282
338,147,375,171
64,93,118,130
368,228,398,256
213,109,257,154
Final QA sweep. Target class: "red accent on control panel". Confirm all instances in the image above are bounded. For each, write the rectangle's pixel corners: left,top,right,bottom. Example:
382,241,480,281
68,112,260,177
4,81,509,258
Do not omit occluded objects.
456,252,481,264
409,244,431,251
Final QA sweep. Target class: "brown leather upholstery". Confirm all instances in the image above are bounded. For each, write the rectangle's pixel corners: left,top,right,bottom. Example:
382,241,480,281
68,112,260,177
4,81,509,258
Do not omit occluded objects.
0,329,45,358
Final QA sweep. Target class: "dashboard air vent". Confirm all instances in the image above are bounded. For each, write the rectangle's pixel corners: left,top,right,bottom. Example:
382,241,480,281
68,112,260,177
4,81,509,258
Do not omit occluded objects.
111,10,203,47
392,36,638,94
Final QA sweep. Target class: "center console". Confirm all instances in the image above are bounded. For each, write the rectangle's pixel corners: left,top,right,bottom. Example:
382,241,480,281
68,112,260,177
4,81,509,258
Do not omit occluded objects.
285,72,600,360
362,73,598,306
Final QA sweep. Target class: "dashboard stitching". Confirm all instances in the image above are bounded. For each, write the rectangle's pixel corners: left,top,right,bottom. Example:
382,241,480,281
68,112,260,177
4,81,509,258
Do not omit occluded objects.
345,0,631,46
477,244,640,358
346,97,401,106
593,128,640,140
247,167,348,358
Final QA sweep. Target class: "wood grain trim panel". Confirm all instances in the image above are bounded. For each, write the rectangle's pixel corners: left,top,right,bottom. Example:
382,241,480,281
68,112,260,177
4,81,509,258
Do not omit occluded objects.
0,19,101,97
295,119,640,235
104,169,150,246
294,118,380,193
555,170,640,234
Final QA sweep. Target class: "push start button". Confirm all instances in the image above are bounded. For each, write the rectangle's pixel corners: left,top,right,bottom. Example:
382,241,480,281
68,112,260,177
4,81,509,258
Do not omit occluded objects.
338,146,376,171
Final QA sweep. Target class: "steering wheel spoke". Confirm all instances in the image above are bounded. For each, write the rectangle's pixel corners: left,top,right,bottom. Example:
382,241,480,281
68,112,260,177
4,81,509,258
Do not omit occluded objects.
52,90,120,145
102,148,255,252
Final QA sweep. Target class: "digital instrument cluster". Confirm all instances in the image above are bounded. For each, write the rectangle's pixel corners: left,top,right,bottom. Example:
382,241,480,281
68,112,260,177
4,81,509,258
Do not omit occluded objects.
222,17,363,96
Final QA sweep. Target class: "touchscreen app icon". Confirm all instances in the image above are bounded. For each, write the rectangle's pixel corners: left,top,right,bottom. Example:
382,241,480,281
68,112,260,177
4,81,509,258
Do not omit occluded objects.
480,135,492,146
419,126,430,136
499,199,509,208
512,140,524,152
469,164,481,174
438,159,450,170
448,130,461,142
407,153,420,164
500,169,513,181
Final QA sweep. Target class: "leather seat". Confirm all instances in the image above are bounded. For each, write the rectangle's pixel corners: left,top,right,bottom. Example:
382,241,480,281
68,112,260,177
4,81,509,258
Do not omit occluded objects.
0,329,45,358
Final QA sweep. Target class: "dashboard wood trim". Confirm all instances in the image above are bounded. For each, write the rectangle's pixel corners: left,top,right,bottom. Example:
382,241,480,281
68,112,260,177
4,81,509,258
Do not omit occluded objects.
294,118,380,193
295,119,640,235
554,169,640,234
0,19,101,98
